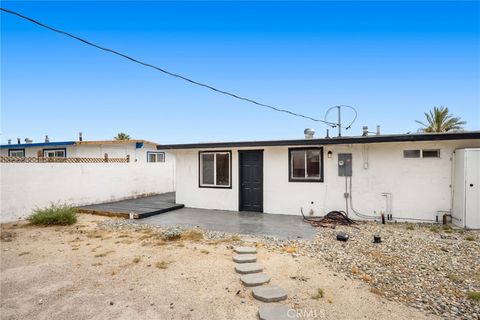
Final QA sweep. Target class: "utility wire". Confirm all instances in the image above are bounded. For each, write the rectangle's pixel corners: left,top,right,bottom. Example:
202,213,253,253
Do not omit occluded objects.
1,7,339,126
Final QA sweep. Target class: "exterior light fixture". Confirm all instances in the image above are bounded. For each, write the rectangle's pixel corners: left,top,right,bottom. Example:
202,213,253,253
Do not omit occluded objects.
327,151,333,158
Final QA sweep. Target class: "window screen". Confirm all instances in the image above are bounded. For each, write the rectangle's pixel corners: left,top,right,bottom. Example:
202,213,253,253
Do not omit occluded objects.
291,150,306,178
201,153,215,185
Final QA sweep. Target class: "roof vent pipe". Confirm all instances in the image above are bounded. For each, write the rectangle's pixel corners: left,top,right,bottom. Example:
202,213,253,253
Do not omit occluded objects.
17,138,21,144
376,125,381,136
325,129,331,139
79,132,83,142
25,138,32,144
45,135,49,143
8,139,12,145
362,126,369,136
304,128,315,139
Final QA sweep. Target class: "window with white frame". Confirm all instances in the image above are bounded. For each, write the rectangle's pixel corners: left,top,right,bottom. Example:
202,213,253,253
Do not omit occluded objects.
199,151,231,187
289,147,323,182
147,152,165,163
43,149,66,158
403,149,440,158
8,149,25,157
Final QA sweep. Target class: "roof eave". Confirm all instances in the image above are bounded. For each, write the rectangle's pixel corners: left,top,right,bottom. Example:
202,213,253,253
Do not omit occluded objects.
156,132,480,150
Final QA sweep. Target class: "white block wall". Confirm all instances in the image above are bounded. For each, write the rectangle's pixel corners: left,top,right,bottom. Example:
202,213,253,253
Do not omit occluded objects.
174,139,480,221
0,162,175,223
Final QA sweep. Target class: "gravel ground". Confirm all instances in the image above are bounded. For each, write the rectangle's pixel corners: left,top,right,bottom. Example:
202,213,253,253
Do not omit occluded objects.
296,223,480,320
1,215,441,320
103,218,480,319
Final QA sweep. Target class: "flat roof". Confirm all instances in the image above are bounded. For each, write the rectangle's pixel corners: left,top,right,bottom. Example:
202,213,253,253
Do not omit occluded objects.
74,140,157,146
1,139,158,149
157,131,480,150
0,141,76,149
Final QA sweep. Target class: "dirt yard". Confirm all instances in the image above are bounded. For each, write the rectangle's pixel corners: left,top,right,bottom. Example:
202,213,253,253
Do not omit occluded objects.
1,214,437,320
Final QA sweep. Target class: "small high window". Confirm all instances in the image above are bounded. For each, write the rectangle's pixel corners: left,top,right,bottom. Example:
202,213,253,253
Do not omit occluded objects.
8,149,25,157
422,149,440,158
403,149,440,158
199,151,231,188
289,147,323,182
147,152,165,163
43,149,66,158
403,150,421,158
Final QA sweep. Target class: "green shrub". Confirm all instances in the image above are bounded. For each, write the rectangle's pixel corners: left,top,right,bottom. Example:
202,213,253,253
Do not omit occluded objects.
311,288,324,300
467,291,480,301
156,261,171,269
162,227,182,241
465,235,476,241
28,203,77,226
405,224,415,230
447,274,463,283
442,225,453,232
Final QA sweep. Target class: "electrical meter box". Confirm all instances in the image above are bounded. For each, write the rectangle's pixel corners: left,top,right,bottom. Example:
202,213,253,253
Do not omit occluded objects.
338,153,352,176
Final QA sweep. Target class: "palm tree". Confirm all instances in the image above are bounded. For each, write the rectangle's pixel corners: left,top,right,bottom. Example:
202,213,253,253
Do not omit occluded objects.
114,132,131,141
415,107,466,133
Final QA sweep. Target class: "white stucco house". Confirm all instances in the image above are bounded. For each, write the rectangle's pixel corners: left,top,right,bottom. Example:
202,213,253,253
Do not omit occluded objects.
1,139,171,163
158,131,480,228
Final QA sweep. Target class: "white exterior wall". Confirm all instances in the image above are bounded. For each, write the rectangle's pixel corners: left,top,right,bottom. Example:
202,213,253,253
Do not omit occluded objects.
174,139,480,222
0,162,175,223
1,146,76,158
1,143,174,164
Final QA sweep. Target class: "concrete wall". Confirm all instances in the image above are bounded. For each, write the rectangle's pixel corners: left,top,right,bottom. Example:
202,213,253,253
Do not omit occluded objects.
0,162,175,223
174,139,480,222
1,143,173,164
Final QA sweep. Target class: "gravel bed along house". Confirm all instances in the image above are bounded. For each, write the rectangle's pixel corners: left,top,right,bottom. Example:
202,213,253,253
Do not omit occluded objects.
288,223,480,320
98,219,480,320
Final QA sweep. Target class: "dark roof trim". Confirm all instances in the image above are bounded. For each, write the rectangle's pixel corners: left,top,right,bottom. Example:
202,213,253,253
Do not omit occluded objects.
0,141,76,149
157,132,480,150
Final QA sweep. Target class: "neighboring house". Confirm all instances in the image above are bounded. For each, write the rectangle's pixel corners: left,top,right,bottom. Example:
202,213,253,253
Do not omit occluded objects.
1,139,171,163
158,131,480,228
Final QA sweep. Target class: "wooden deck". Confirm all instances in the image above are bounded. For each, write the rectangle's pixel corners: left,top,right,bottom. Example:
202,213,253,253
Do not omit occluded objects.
77,192,184,219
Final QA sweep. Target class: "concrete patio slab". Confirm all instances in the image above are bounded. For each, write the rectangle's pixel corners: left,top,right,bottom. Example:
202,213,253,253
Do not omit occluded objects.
77,192,183,219
139,207,315,240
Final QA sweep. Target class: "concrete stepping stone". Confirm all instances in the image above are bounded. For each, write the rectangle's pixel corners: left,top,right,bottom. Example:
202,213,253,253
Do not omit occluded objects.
240,273,270,287
233,254,257,263
252,285,287,302
234,246,257,254
235,263,263,274
258,304,297,320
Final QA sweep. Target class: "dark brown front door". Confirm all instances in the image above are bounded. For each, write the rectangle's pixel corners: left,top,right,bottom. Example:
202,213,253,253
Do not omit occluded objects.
239,150,263,212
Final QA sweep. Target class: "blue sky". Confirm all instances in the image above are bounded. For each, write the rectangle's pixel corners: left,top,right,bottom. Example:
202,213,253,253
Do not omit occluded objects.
1,1,479,144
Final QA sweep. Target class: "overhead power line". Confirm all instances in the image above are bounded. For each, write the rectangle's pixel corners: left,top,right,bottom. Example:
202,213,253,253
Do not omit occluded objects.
1,7,339,127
